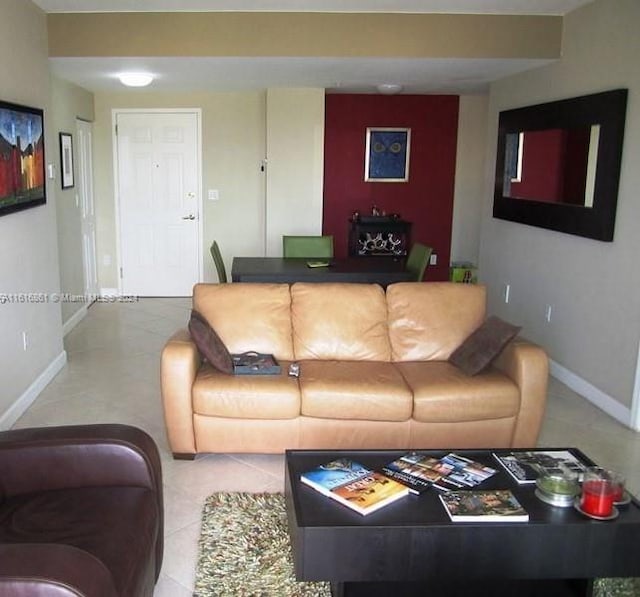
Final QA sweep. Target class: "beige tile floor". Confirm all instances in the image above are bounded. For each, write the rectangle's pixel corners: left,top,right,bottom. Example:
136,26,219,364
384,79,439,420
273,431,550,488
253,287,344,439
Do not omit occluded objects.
12,298,640,596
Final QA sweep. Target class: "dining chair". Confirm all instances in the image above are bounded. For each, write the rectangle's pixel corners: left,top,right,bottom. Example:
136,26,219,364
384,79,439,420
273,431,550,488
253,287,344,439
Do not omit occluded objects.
282,235,334,258
405,243,433,281
210,240,227,283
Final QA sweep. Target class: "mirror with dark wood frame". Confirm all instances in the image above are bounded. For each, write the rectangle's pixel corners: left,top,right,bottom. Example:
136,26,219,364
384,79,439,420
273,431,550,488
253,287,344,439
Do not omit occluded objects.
493,89,627,241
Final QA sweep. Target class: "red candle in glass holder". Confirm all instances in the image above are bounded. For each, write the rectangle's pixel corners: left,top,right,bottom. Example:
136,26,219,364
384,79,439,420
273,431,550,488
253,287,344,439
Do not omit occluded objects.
581,479,615,517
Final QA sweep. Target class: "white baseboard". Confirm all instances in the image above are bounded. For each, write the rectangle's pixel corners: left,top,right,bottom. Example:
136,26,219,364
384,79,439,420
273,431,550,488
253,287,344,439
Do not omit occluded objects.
550,359,633,429
0,351,67,430
62,305,88,336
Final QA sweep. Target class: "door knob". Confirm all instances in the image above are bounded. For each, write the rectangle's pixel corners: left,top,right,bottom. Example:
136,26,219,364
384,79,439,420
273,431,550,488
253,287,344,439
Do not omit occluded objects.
181,214,196,220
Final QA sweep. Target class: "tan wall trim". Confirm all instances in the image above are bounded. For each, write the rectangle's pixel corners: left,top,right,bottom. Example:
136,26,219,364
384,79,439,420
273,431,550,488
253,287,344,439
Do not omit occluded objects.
48,12,561,59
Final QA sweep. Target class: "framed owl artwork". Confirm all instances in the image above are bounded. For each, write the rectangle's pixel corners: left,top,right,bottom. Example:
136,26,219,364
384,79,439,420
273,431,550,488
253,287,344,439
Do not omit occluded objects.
364,127,411,182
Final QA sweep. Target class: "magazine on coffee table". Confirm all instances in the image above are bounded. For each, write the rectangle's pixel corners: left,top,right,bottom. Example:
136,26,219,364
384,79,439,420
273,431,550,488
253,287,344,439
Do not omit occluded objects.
492,450,588,485
439,489,529,522
301,458,409,515
382,452,497,494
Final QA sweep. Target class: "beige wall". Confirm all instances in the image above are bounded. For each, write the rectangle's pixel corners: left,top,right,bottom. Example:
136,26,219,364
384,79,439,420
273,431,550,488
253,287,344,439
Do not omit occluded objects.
47,12,561,60
479,0,640,415
51,76,94,323
451,95,489,266
0,0,65,427
93,91,266,289
265,88,325,256
93,89,325,288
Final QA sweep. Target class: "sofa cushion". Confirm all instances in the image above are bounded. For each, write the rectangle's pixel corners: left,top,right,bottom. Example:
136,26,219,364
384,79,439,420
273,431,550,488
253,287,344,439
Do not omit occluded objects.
387,282,486,361
396,361,519,423
0,487,157,597
193,283,294,361
449,316,521,375
188,309,233,374
193,363,300,419
299,360,412,421
291,283,391,361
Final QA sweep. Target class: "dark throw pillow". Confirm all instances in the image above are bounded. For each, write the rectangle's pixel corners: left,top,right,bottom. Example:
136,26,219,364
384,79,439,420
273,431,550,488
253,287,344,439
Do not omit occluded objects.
188,309,233,374
449,316,521,376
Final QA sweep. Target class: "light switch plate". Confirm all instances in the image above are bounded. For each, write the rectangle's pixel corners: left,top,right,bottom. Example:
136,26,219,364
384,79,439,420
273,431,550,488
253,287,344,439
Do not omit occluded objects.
208,189,219,201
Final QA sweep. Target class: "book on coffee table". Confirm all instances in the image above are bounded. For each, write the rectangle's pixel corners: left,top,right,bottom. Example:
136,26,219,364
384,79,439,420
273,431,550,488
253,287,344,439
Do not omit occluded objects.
492,450,588,485
439,489,529,523
382,452,452,494
383,451,497,494
300,458,409,515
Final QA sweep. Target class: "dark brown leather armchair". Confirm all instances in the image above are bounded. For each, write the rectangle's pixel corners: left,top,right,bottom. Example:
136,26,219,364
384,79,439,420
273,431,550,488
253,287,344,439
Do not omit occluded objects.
0,424,163,597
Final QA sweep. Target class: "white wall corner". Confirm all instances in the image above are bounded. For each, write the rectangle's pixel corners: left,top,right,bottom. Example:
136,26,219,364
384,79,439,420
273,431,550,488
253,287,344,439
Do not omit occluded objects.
62,305,88,336
100,287,120,296
0,351,67,430
550,359,634,430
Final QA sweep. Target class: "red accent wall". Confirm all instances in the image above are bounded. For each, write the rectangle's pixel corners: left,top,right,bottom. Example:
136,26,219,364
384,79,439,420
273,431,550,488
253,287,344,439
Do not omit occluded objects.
322,94,459,281
510,128,589,204
511,130,565,202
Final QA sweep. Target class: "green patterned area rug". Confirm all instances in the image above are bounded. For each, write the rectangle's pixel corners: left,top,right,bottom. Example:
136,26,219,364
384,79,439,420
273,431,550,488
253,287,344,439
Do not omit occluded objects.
195,492,330,596
194,492,640,597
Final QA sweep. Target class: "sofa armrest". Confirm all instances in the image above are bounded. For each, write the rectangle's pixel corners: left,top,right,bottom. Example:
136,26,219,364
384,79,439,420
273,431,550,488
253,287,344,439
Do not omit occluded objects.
492,339,549,447
0,424,161,497
0,544,119,597
0,424,164,581
161,328,201,457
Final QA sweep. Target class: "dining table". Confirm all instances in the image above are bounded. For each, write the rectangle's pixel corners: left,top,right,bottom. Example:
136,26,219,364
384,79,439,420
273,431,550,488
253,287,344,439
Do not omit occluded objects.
230,256,413,287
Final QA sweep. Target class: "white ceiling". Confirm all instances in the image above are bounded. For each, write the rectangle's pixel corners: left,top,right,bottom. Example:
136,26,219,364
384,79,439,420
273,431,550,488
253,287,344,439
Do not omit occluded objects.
50,56,554,94
39,0,593,94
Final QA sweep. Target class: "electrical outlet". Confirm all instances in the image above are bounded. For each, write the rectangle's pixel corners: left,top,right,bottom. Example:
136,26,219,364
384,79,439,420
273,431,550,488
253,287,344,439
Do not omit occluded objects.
429,254,437,266
545,304,553,323
503,284,511,304
208,189,219,201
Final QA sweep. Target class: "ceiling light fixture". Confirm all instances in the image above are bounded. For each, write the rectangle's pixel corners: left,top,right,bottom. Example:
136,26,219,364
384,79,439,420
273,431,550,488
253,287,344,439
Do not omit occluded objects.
377,83,403,95
118,72,154,87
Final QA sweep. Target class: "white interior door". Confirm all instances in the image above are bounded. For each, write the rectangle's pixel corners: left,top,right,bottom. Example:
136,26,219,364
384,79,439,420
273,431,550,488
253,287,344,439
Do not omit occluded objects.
116,111,200,296
76,119,98,297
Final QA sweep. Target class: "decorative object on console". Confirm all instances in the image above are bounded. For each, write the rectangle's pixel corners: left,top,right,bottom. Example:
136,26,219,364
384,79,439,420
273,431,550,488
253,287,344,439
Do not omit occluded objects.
0,99,46,216
59,132,74,189
348,216,411,256
364,127,411,182
188,309,234,374
449,315,521,376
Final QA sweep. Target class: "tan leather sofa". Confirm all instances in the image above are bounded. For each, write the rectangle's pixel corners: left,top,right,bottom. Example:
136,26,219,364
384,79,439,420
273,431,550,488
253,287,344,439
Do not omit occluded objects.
161,282,548,458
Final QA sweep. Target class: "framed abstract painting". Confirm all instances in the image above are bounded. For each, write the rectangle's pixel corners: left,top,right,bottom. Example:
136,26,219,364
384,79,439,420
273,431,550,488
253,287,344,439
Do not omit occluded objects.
0,99,46,216
364,127,411,182
59,132,74,189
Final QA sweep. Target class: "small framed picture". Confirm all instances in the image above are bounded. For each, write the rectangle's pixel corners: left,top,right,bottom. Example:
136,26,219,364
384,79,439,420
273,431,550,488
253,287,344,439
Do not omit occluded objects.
59,132,74,189
364,127,411,182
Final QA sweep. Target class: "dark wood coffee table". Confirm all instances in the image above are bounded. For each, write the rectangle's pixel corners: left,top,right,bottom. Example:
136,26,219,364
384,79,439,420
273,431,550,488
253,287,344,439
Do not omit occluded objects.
285,448,640,597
